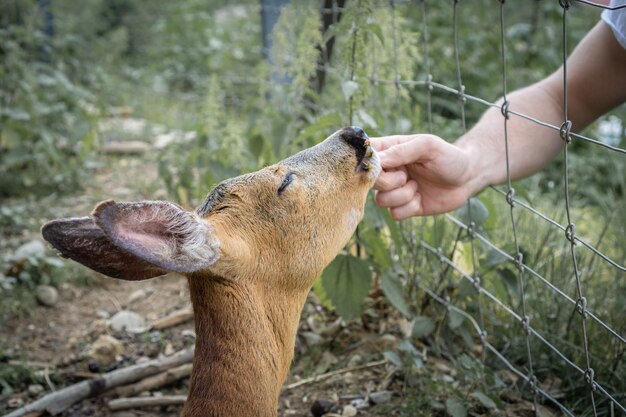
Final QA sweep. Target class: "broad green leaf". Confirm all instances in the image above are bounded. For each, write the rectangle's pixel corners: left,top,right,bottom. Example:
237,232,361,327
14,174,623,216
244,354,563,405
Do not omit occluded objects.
381,270,411,318
445,398,467,417
454,198,489,228
470,391,497,409
412,315,436,338
384,351,402,367
361,227,392,268
321,254,372,319
365,22,385,45
447,309,464,330
312,276,335,311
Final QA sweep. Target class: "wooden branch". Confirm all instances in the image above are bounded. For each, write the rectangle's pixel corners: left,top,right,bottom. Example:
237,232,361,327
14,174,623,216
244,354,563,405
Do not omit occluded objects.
284,359,388,390
4,348,194,417
112,363,192,397
149,306,194,330
108,395,187,410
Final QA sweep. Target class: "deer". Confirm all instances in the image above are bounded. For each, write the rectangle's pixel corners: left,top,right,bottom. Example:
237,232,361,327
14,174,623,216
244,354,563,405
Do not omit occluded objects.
41,126,380,417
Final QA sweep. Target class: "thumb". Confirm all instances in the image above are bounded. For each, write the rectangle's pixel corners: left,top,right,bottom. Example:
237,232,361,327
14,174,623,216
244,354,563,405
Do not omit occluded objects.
378,137,432,169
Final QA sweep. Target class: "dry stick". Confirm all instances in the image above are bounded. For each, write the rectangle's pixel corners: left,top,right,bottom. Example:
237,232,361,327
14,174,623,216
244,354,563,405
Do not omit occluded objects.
149,306,194,330
108,395,187,410
111,363,193,397
4,348,194,417
283,359,388,390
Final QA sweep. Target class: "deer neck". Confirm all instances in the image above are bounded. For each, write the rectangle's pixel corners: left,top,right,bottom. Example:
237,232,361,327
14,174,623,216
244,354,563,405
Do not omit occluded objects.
182,274,308,417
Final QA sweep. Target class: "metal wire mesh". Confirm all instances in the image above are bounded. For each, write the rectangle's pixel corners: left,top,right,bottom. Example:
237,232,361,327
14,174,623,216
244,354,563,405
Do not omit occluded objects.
370,1,624,416
261,1,625,414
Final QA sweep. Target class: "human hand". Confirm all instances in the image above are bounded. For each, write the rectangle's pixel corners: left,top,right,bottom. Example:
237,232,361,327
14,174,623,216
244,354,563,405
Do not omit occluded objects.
371,134,476,220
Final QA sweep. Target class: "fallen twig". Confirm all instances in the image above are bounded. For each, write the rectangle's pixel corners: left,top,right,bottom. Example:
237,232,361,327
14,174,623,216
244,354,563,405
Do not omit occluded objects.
112,363,192,397
108,395,187,410
149,306,194,330
284,359,388,390
4,348,194,417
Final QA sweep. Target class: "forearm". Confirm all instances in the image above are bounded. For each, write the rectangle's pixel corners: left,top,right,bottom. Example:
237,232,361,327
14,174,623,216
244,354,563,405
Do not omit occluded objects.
456,79,565,195
456,21,626,196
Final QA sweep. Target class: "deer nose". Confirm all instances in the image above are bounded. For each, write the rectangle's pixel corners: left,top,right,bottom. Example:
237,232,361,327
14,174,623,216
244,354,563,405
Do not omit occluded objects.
340,126,369,151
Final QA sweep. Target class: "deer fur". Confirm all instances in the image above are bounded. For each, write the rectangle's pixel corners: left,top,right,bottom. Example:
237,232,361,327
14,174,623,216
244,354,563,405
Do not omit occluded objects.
41,127,380,417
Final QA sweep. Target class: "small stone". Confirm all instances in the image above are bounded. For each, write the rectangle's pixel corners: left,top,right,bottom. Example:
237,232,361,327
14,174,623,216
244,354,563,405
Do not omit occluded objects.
88,359,100,373
35,285,59,307
164,342,175,356
7,397,23,408
347,354,363,368
10,240,45,262
369,390,392,404
301,331,324,347
181,329,196,338
342,405,358,416
86,335,124,365
351,398,369,409
28,384,44,396
310,398,337,417
108,310,147,334
96,310,110,319
127,289,147,303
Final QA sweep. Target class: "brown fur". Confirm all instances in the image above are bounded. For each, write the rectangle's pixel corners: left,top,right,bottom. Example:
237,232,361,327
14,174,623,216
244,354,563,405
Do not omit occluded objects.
41,127,380,416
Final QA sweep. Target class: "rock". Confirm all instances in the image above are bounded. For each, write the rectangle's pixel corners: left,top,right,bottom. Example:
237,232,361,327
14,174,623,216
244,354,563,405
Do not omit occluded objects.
164,342,175,356
27,384,44,396
181,329,196,338
108,310,147,334
86,335,124,365
369,390,392,404
10,240,45,262
301,331,324,347
342,405,358,416
347,354,363,368
310,398,337,417
127,288,148,303
351,398,369,409
96,310,110,319
35,285,59,307
7,397,23,408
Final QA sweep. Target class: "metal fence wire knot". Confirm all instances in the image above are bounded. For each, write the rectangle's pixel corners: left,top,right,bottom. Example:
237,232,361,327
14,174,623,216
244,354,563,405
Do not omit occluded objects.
559,120,573,144
466,221,476,238
473,275,481,292
565,222,576,243
521,315,530,335
575,296,589,319
585,368,597,391
458,84,466,104
500,99,510,119
505,188,515,206
513,251,524,271
559,0,572,10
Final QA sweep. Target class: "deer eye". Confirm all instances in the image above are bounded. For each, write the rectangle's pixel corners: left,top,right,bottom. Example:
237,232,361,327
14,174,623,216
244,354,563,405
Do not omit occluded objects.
278,172,295,195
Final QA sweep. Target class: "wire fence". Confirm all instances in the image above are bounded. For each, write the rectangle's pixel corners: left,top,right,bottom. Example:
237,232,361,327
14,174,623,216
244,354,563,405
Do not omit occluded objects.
280,0,626,416
354,1,625,416
92,1,623,414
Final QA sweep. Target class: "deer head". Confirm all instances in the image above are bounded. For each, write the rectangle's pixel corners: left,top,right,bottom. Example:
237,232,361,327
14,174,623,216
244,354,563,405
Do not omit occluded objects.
41,126,380,416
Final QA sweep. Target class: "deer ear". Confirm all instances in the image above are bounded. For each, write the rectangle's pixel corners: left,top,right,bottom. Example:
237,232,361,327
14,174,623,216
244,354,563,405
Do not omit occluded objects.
92,200,220,273
42,217,168,280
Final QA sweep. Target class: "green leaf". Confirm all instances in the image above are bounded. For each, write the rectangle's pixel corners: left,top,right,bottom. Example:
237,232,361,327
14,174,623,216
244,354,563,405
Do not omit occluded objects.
412,315,436,338
312,276,334,311
321,254,372,319
470,391,497,409
365,22,385,45
454,198,489,228
381,269,411,318
447,309,464,330
384,351,402,367
361,227,392,268
445,398,467,417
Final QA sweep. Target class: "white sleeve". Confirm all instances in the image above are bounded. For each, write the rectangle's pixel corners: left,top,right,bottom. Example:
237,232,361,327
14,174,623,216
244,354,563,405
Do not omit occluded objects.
602,0,626,49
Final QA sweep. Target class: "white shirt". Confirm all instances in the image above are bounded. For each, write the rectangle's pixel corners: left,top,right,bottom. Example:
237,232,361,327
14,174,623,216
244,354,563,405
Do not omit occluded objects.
602,0,626,49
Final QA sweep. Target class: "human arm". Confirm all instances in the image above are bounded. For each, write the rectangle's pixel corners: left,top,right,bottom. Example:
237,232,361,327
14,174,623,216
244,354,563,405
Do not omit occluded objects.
373,21,626,220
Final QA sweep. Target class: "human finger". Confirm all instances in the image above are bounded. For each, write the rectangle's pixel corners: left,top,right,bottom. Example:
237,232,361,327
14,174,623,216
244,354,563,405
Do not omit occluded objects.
389,194,423,220
375,180,418,208
378,136,434,169
369,135,417,152
374,169,408,192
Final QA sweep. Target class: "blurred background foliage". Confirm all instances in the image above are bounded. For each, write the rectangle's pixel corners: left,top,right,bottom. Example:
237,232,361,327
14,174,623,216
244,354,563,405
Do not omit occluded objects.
1,0,624,415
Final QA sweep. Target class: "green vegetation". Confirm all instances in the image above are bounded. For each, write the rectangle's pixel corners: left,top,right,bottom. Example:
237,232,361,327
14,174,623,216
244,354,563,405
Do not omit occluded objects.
1,0,623,415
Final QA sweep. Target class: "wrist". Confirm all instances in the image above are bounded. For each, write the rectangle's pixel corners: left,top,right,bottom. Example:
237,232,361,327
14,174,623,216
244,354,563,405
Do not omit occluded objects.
455,135,500,197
